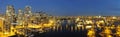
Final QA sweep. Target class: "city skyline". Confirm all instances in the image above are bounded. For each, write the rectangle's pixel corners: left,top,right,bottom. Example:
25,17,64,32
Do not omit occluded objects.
1,1,120,37
0,0,120,16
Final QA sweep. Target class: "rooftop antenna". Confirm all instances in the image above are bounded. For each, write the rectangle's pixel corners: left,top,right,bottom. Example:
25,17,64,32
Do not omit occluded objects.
98,11,102,18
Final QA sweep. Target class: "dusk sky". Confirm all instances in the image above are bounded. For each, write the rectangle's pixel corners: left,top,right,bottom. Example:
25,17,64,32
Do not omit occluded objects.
0,0,120,16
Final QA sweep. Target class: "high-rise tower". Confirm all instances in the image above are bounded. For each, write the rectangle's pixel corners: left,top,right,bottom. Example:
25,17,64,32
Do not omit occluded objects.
4,5,15,32
17,9,23,25
24,6,32,24
24,6,32,15
6,5,15,16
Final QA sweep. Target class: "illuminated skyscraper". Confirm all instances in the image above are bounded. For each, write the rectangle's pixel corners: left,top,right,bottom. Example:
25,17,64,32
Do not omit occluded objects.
4,5,15,32
24,6,32,15
17,9,23,25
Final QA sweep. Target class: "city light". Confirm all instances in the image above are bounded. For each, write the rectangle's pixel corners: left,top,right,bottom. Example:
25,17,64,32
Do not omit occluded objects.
0,5,120,37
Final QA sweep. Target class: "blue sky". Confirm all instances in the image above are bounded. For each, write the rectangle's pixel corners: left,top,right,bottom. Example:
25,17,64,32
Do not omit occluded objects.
0,0,120,16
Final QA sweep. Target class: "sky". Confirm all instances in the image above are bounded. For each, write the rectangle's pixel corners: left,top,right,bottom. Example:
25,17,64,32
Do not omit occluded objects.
0,0,120,16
